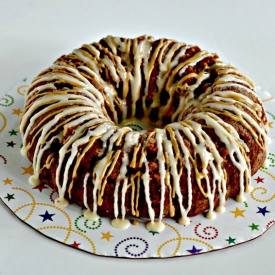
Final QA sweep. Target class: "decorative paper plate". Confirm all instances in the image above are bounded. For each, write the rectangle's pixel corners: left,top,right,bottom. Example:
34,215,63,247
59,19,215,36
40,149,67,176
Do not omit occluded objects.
1,78,275,258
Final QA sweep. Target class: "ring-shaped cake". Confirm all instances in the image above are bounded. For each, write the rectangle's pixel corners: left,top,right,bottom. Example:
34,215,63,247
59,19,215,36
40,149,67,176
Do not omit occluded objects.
20,35,269,231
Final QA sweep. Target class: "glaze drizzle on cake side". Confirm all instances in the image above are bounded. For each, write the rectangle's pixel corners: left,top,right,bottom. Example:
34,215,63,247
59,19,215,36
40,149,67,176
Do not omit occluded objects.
20,35,269,232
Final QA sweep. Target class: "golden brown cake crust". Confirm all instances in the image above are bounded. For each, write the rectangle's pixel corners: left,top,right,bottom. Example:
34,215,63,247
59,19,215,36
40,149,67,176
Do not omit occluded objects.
20,35,268,228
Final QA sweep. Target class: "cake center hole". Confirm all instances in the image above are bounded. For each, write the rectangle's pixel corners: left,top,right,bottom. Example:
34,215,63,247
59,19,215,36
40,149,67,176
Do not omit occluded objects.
120,118,153,131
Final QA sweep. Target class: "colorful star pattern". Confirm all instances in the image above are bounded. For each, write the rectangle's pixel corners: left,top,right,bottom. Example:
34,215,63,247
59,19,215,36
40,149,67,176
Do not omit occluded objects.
187,245,203,254
2,177,13,185
9,129,18,136
6,141,16,147
33,184,48,192
257,206,270,216
4,193,15,201
12,108,22,116
230,207,246,218
249,223,259,231
254,176,264,183
39,210,55,222
226,236,236,245
21,165,33,175
101,231,114,241
149,230,160,236
71,241,81,248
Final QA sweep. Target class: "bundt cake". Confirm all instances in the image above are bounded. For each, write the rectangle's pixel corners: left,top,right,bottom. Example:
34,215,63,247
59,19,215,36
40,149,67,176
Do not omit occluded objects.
20,35,269,232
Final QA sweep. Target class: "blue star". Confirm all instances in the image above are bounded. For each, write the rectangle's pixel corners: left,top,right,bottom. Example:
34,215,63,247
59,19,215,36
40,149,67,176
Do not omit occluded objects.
256,206,270,216
187,245,203,254
39,210,55,222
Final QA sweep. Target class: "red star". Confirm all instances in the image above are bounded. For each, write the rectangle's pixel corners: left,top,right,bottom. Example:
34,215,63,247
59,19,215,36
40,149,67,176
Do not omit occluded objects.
254,176,264,183
71,241,81,248
33,183,48,192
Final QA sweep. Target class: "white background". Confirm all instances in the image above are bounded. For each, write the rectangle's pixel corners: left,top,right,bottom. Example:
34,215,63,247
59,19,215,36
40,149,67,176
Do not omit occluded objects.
0,1,274,274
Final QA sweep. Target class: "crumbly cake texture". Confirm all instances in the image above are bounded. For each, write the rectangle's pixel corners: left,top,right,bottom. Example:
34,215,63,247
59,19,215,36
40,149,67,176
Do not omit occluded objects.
20,35,268,231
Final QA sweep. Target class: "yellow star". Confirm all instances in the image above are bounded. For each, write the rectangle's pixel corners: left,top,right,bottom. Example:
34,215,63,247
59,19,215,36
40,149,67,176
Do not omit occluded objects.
268,121,273,128
230,207,246,218
2,177,13,185
12,108,22,116
21,165,33,175
101,231,114,241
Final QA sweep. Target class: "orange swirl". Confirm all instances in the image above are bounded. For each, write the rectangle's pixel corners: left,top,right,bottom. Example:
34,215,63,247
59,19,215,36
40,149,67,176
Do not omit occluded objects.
0,112,7,133
17,85,29,96
250,187,275,203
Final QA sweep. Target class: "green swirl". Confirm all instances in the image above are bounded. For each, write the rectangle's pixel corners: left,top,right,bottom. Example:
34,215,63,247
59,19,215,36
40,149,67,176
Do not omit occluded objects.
0,94,15,107
74,215,102,233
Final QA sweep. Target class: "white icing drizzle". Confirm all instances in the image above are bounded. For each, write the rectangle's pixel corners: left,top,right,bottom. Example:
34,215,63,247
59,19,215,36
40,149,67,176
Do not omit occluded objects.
20,35,269,230
155,129,166,222
83,173,90,209
111,218,131,230
142,157,156,222
28,175,41,187
54,197,69,208
146,220,165,232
